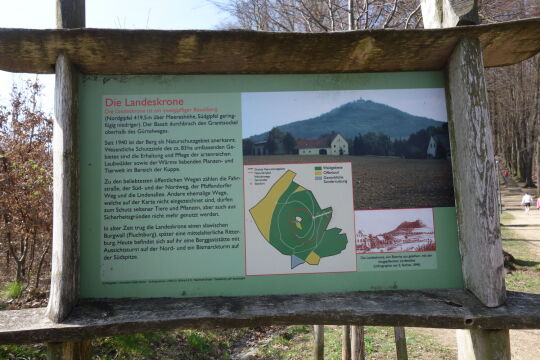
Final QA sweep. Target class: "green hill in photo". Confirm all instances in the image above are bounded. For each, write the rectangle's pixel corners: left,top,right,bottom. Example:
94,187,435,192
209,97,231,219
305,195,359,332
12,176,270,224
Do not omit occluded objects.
249,98,443,141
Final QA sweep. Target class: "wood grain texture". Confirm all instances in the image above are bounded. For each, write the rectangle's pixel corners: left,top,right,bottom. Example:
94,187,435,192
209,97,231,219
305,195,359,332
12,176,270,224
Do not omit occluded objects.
1,290,539,345
446,37,506,307
351,326,365,360
47,340,91,360
0,18,538,75
456,329,511,360
46,52,80,323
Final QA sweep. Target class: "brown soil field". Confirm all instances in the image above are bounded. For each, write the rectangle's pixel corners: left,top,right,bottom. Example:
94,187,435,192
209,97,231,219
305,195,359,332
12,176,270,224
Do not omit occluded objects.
244,155,455,210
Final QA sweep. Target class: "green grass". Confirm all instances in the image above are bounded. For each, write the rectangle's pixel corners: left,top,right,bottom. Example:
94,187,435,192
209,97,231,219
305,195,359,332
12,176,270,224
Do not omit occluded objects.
0,344,46,359
500,212,515,222
2,281,24,299
249,326,455,360
94,333,163,359
505,271,540,293
92,329,248,359
500,211,540,293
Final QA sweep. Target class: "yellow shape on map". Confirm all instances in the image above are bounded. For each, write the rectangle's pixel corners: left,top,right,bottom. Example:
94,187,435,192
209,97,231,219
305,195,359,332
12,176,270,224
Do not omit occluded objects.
305,251,321,265
249,170,296,241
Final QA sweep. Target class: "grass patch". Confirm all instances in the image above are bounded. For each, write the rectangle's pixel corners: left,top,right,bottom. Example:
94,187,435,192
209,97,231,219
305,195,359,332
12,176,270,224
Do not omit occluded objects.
94,333,164,359
500,211,540,293
0,326,457,359
251,326,455,360
500,212,515,222
501,227,518,240
0,344,46,359
505,271,540,293
2,281,24,299
502,239,534,260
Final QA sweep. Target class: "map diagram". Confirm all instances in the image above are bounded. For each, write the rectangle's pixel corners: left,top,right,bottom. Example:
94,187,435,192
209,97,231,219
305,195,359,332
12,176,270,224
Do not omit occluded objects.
250,170,348,269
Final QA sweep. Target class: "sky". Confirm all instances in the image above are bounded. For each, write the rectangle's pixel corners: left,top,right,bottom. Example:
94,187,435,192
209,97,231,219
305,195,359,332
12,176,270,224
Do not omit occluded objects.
0,0,231,112
355,208,434,236
1,1,447,129
242,88,448,137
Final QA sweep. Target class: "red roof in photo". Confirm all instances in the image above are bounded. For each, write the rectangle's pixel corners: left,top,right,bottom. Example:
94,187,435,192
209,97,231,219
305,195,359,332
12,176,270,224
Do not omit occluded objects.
297,133,339,149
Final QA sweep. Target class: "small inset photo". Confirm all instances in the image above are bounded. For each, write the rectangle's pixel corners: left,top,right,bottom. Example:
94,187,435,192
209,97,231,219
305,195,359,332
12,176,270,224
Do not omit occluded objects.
355,208,436,254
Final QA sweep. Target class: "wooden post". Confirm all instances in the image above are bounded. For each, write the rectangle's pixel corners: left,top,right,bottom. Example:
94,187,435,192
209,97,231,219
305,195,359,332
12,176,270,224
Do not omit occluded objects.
47,0,86,358
446,36,510,359
47,340,92,360
47,51,80,323
456,330,511,360
342,325,351,360
56,0,85,28
394,327,408,360
446,37,506,308
313,325,324,360
351,325,365,360
421,0,510,358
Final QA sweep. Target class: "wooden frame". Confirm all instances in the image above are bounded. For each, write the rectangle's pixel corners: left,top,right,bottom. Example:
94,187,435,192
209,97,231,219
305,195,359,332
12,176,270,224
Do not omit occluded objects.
1,0,539,358
0,19,538,75
1,290,539,344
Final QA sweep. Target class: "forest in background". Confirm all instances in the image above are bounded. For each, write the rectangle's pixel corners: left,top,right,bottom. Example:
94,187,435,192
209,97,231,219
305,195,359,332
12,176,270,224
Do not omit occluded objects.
243,124,449,159
0,0,538,301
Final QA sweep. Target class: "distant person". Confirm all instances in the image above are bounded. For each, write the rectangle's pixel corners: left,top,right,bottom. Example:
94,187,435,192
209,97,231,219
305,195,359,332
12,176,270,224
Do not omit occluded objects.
521,193,533,214
503,170,509,185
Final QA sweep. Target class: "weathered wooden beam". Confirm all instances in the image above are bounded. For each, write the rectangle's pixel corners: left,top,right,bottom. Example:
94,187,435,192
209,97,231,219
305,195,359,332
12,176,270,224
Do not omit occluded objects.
47,4,85,360
47,51,80,324
1,290,539,345
47,0,84,325
446,37,506,307
0,18,538,75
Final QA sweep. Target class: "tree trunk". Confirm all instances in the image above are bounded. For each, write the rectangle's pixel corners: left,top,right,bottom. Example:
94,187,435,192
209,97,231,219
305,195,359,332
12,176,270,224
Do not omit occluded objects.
34,239,51,291
537,139,540,196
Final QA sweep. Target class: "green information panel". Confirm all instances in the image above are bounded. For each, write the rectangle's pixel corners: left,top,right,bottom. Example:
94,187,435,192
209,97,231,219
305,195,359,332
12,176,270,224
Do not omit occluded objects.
79,72,464,298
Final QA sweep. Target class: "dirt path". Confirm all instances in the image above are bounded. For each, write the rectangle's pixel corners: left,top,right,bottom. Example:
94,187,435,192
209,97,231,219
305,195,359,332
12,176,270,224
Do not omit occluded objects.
411,176,540,360
500,177,540,258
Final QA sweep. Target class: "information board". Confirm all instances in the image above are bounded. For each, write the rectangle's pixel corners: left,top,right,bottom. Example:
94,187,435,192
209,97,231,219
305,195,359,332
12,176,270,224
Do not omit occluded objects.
79,72,463,298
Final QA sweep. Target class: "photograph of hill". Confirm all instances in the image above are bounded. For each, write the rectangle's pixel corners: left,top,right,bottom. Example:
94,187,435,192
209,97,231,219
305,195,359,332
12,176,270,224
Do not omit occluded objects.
248,98,442,143
242,89,454,210
355,208,436,254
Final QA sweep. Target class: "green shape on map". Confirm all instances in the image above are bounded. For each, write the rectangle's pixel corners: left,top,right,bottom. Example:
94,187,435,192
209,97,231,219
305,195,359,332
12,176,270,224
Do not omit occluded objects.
250,170,348,267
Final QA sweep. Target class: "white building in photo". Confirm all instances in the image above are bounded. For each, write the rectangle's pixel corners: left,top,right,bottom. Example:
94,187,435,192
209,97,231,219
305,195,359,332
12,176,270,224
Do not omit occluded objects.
426,134,451,159
297,133,349,155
